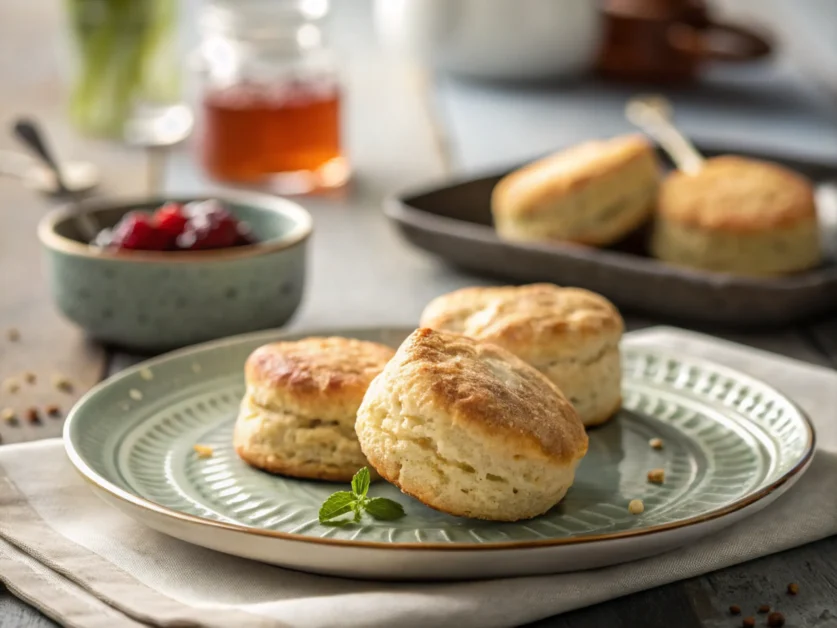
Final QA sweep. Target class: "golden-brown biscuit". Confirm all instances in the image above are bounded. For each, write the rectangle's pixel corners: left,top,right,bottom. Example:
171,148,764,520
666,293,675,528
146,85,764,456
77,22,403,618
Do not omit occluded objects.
492,134,660,246
234,337,395,481
356,328,588,521
651,156,821,275
420,284,623,427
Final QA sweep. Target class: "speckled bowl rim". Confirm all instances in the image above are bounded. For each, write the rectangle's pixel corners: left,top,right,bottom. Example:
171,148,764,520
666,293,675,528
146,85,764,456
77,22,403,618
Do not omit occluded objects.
38,192,312,263
64,326,817,552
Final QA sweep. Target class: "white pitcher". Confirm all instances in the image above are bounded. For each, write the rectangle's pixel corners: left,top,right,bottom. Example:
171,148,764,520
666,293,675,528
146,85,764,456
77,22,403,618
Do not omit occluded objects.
373,0,603,81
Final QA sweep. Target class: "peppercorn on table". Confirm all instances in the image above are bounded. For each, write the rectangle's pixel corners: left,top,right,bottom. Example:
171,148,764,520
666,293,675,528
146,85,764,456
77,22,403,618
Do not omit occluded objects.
2,1,837,627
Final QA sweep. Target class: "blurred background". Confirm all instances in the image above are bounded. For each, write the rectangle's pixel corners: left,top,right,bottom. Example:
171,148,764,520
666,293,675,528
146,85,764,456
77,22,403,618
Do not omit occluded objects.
2,0,837,339
3,0,837,189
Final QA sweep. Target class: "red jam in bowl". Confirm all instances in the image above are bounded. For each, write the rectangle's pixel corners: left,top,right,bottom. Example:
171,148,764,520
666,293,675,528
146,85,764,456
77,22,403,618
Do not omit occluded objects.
93,200,256,251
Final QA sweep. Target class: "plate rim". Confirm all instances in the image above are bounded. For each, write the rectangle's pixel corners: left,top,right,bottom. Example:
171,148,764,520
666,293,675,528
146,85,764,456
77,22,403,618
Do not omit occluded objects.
64,326,817,552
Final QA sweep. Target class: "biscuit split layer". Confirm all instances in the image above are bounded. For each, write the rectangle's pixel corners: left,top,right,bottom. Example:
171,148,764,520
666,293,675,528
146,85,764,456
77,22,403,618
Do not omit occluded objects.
234,337,395,481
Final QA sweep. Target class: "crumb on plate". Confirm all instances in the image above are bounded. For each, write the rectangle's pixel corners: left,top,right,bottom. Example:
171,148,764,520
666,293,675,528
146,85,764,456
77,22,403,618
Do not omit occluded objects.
193,444,214,458
647,468,665,484
628,499,644,515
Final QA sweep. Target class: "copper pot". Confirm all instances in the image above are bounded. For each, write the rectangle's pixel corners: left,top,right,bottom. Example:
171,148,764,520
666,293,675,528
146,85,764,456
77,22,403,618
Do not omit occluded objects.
596,0,772,82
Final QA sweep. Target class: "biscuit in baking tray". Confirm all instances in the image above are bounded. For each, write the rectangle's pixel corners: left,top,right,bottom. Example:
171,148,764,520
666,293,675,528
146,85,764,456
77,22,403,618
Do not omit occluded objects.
491,134,660,246
420,283,624,427
651,156,821,276
234,337,395,481
356,328,588,521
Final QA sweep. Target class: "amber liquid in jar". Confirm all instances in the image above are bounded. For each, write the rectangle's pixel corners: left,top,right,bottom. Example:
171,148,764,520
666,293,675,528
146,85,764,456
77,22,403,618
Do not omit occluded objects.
201,80,347,192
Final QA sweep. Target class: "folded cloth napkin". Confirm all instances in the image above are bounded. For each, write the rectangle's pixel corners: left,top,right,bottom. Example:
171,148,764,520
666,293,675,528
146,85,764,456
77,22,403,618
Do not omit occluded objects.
1,327,836,628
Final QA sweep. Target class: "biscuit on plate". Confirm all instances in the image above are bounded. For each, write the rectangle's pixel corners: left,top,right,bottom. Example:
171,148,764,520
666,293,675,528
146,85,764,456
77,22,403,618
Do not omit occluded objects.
651,156,821,276
234,337,395,481
491,134,659,246
355,328,588,521
420,283,623,427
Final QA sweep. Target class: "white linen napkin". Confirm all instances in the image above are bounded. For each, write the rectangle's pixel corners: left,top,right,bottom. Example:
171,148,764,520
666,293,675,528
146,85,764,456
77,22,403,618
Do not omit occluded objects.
1,327,835,628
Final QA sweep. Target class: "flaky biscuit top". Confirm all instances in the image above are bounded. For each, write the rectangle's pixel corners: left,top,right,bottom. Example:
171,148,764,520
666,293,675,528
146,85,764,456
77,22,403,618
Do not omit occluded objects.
244,337,395,421
491,134,657,220
378,328,588,465
420,284,624,364
658,156,817,232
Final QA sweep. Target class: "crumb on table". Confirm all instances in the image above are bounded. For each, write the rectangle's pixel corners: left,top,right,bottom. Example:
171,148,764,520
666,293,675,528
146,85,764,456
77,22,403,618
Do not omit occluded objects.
53,375,73,393
767,612,785,627
649,437,664,450
129,389,143,401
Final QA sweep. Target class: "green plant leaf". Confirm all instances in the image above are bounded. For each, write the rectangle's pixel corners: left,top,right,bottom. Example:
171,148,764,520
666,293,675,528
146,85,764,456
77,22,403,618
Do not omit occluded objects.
351,467,371,498
364,497,406,521
318,491,356,524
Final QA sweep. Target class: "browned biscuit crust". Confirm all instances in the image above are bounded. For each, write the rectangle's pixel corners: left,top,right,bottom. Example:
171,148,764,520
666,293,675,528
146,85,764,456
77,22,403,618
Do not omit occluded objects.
658,156,817,232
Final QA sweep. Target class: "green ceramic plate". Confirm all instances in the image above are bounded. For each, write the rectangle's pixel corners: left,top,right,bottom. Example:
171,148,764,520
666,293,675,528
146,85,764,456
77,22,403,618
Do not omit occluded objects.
64,327,815,579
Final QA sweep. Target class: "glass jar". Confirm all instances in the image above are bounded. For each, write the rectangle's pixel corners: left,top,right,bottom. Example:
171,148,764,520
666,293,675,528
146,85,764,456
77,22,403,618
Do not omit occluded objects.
197,0,349,194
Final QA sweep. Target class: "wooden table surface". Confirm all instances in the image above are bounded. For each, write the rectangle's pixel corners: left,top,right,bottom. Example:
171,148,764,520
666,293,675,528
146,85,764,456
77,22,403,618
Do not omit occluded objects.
1,2,836,627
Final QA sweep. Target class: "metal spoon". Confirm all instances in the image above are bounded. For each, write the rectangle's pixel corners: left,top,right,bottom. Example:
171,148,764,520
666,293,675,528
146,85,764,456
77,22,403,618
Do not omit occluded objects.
12,118,100,241
625,95,704,175
0,149,100,197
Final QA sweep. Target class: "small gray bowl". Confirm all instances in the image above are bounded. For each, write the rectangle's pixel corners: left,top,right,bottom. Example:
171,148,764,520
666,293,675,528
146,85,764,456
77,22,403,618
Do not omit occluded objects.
39,193,312,352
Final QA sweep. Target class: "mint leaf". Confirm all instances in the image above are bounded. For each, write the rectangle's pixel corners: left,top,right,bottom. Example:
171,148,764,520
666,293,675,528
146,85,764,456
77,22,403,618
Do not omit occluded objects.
318,491,356,524
351,467,370,498
365,497,406,521
318,471,407,527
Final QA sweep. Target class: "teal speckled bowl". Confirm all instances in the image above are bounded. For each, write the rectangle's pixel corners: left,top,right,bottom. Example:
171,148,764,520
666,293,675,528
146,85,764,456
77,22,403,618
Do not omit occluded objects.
39,193,311,351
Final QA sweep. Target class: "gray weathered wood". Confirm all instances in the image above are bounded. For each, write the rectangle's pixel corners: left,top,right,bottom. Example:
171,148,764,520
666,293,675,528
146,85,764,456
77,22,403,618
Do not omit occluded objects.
0,2,150,446
0,588,56,628
807,320,837,368
528,536,837,627
433,61,837,175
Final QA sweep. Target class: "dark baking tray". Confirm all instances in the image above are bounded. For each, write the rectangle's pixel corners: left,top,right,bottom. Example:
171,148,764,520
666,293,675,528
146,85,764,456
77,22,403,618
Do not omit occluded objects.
385,145,837,327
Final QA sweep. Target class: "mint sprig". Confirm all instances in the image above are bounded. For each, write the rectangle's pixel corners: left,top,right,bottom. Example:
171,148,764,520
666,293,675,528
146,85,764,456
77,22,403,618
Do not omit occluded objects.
318,467,405,526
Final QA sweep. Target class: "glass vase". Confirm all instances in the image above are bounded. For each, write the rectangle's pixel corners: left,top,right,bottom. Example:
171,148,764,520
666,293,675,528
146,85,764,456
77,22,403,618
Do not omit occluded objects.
66,0,193,146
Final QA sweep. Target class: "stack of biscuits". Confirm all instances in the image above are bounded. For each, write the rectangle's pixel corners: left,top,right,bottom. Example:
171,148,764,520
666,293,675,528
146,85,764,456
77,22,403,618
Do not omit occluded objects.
233,283,623,522
491,134,822,277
